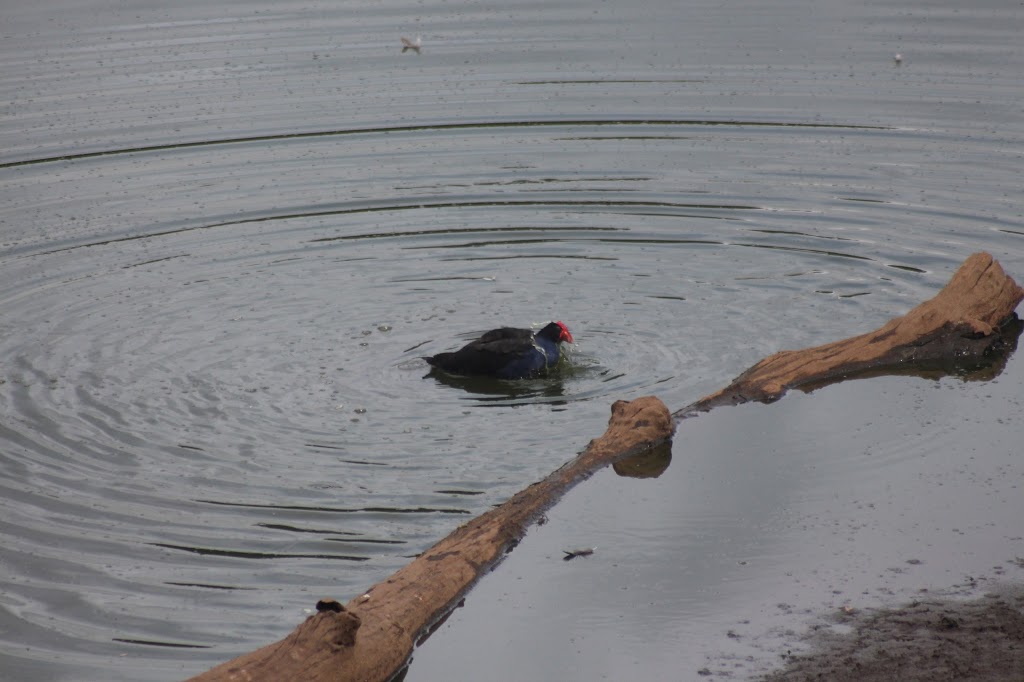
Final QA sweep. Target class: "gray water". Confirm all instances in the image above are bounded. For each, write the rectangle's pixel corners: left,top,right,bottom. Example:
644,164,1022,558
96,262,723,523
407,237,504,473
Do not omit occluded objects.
1,0,1022,680
412,364,1024,680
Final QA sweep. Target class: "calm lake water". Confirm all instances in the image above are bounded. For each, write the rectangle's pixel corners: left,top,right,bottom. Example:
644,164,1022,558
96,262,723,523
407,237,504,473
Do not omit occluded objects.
1,0,1022,680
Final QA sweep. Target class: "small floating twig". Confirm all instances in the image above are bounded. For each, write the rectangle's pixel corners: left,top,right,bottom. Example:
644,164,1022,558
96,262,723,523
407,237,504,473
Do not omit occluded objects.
563,547,596,561
401,36,422,54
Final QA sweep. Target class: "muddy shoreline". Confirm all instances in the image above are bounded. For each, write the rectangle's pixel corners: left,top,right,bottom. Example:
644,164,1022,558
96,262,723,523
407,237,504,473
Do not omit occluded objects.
763,584,1024,682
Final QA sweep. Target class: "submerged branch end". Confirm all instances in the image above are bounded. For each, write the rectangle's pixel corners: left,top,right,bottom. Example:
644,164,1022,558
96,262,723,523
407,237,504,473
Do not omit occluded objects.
678,252,1022,417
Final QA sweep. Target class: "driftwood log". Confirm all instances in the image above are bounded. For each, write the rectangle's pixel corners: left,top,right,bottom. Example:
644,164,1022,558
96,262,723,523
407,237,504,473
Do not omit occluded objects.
679,251,1023,415
188,397,672,682
189,252,1021,682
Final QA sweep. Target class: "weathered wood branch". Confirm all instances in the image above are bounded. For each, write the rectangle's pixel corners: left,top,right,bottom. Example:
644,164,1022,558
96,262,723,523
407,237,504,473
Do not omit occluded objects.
187,397,674,682
188,251,1021,682
680,251,1022,415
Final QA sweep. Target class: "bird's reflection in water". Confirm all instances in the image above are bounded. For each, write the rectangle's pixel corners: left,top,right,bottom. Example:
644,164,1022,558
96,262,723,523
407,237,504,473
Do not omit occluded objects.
425,367,568,405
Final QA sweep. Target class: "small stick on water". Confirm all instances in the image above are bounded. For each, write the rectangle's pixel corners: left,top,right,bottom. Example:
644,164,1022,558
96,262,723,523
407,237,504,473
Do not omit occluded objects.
563,547,596,561
401,36,422,54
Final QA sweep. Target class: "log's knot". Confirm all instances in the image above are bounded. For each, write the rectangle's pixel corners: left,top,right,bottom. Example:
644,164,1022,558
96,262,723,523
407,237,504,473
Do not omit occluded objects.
313,598,362,648
316,598,345,613
602,397,673,453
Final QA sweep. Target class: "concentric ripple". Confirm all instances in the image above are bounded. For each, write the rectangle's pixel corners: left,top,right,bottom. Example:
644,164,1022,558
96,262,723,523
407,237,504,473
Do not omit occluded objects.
1,120,1016,679
2,0,1023,679
0,121,1009,675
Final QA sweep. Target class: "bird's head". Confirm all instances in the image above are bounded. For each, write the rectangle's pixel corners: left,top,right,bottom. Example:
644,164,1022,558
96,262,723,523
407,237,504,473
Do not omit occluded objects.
537,321,574,344
554,321,573,344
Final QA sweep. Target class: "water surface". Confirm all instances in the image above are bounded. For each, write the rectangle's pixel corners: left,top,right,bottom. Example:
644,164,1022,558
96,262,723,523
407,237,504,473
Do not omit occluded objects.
1,0,1022,679
412,363,1024,679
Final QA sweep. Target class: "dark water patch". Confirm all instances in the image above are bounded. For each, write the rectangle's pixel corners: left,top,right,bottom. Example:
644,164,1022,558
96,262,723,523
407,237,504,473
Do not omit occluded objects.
475,176,653,187
395,177,653,191
163,582,254,591
731,242,876,262
439,254,617,262
616,211,742,221
515,79,705,85
196,500,473,515
840,197,889,204
26,201,745,257
887,264,927,273
112,639,212,649
392,274,500,282
312,225,623,244
748,228,857,242
0,119,892,169
122,254,190,269
256,523,362,536
150,543,371,561
403,340,432,353
425,372,571,405
557,135,694,140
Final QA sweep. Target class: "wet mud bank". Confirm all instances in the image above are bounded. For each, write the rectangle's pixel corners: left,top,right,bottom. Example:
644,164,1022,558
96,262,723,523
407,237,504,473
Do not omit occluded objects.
764,585,1024,682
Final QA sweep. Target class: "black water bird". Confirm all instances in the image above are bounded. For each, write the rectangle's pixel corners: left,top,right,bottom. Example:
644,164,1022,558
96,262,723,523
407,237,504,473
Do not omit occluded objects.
424,321,574,379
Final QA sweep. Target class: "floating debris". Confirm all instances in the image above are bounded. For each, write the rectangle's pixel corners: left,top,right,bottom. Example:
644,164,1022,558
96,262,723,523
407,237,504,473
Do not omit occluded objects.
401,36,422,54
562,547,595,561
894,52,903,65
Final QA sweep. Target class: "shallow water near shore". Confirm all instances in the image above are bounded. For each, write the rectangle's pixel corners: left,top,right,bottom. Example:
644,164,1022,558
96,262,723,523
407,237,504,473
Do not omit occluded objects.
410,359,1024,680
1,0,1023,679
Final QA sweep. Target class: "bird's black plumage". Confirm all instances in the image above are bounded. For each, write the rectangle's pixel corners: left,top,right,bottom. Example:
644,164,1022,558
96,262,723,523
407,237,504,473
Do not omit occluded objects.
424,321,573,379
